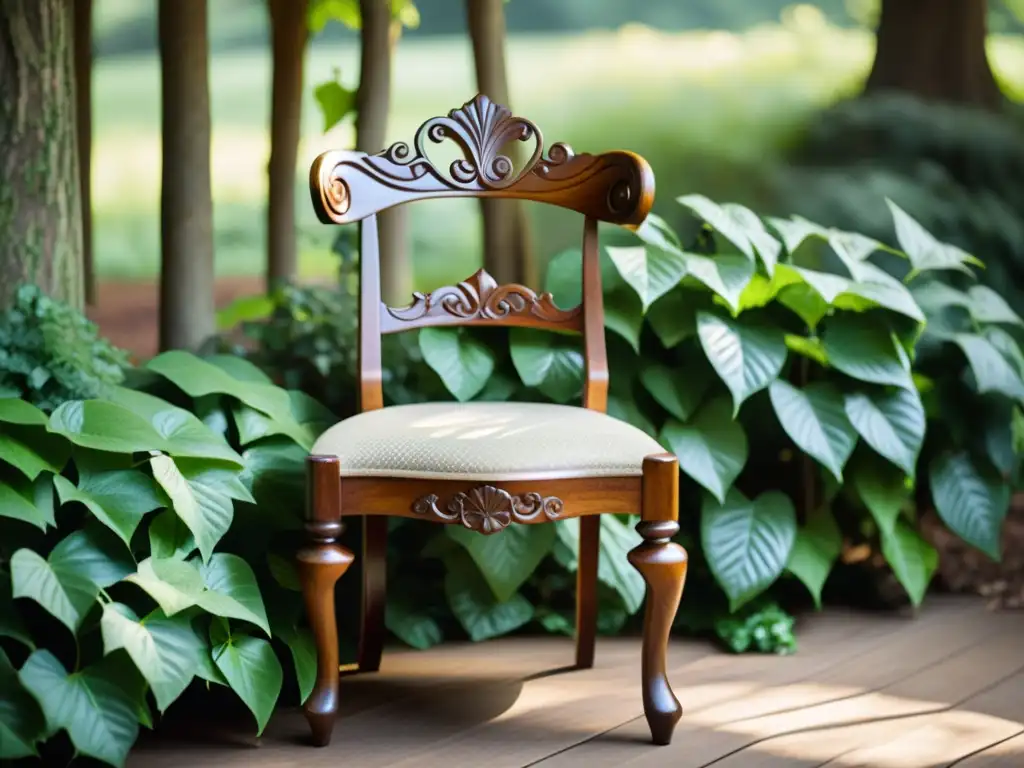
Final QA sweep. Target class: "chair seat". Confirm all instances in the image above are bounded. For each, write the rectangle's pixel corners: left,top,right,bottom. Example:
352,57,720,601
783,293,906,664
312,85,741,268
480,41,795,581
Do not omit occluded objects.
311,401,665,481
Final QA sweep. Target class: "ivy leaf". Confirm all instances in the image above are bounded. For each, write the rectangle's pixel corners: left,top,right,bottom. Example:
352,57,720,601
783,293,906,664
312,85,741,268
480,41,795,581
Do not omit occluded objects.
786,509,842,609
887,199,981,275
313,78,357,133
148,508,196,560
447,522,555,603
851,454,909,536
146,350,297,426
697,311,787,415
48,400,165,454
19,650,141,768
0,475,53,530
606,244,688,311
554,516,646,613
966,285,1022,326
385,598,444,650
0,647,44,759
0,425,69,481
443,550,534,641
100,604,206,712
683,253,757,313
639,360,712,422
646,289,697,348
418,327,495,401
822,313,913,389
53,469,165,548
198,554,272,636
150,455,251,563
769,380,857,482
702,489,797,611
111,387,244,466
509,329,584,403
11,526,134,634
880,521,938,607
210,625,283,736
929,451,1008,561
953,334,1024,400
843,387,925,477
661,398,748,503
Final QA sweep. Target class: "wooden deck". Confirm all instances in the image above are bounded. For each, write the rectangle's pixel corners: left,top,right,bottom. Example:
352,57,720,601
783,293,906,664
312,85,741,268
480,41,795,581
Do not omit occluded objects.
130,595,1024,767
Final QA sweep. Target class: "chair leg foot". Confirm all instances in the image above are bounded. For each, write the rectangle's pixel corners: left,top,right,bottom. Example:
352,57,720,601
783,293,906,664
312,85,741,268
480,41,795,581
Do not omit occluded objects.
630,454,688,746
298,540,354,748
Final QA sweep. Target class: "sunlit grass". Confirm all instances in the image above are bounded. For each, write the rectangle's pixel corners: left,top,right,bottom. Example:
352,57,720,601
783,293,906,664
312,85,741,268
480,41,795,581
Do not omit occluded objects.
90,21,1024,285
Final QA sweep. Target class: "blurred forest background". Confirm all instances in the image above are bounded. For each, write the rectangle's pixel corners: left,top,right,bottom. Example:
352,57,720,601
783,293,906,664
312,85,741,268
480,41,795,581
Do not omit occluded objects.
88,0,1024,331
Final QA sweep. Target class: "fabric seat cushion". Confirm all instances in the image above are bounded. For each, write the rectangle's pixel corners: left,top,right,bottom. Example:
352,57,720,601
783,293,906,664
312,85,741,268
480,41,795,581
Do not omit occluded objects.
311,402,665,481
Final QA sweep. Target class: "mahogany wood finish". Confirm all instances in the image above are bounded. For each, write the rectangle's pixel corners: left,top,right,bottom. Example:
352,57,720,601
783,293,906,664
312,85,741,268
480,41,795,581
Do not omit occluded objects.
300,95,683,749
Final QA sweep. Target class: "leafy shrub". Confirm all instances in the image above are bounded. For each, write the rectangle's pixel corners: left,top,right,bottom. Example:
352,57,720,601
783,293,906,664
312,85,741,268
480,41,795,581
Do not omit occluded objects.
234,194,1022,656
0,345,336,766
0,284,130,410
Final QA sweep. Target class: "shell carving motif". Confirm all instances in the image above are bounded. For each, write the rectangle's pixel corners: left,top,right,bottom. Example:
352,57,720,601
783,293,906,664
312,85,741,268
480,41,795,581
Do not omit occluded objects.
379,94,544,190
412,485,564,535
386,268,580,326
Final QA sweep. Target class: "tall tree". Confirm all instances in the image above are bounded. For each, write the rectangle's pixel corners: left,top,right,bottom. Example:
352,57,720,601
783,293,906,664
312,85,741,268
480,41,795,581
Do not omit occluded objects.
466,0,535,286
267,0,309,286
356,0,410,304
158,0,215,350
0,0,84,310
866,0,1002,109
73,0,94,306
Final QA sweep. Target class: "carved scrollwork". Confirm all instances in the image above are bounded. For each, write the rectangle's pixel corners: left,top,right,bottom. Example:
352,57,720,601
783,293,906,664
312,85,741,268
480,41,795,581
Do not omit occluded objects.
380,94,543,191
385,268,581,328
412,485,564,535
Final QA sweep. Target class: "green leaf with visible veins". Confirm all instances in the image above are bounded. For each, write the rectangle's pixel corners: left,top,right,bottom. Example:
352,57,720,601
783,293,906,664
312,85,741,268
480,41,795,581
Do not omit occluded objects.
54,469,165,547
697,311,787,415
210,626,283,736
19,650,142,768
661,398,748,503
150,455,252,563
929,451,1008,561
606,244,689,311
0,647,45,759
880,521,938,607
418,327,495,401
443,550,535,642
447,522,555,603
786,508,842,609
769,380,857,482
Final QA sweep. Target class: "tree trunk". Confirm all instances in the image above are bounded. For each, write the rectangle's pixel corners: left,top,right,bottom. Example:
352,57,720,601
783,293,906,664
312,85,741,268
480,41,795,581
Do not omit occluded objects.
73,0,94,306
865,0,1002,109
158,0,215,351
0,0,84,311
466,0,535,286
356,0,410,304
267,0,308,287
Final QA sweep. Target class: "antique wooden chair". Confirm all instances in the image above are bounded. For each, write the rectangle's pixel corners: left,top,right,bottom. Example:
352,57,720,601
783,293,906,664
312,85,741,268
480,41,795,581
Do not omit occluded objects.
300,94,688,749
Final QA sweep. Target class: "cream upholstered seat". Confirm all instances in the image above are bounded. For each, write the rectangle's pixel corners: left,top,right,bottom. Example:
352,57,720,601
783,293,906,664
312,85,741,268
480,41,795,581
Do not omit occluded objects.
311,401,665,481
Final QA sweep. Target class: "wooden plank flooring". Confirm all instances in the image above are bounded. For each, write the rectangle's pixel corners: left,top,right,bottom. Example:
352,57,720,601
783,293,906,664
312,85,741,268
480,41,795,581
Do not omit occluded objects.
129,595,1024,768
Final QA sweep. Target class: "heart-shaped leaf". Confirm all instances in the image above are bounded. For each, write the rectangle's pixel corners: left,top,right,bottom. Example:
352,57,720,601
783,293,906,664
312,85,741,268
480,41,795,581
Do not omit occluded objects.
646,289,698,348
785,508,842,609
210,626,282,736
385,598,444,651
100,604,206,712
697,311,787,415
48,400,165,455
929,451,1008,561
148,509,196,560
54,469,165,548
198,554,271,635
447,522,555,603
19,650,142,768
0,648,44,759
851,454,909,536
634,212,683,252
769,380,857,482
880,521,938,607
823,313,913,389
701,488,797,610
443,550,535,641
150,456,251,563
0,475,53,530
639,360,712,422
661,398,748,503
953,334,1024,400
509,329,584,403
606,244,688,311
678,195,780,274
843,387,925,476
419,327,495,401
683,253,756,313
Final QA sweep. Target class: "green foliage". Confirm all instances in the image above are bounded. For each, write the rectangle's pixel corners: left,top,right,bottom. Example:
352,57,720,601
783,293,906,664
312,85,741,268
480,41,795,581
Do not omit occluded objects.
0,343,329,765
0,284,130,411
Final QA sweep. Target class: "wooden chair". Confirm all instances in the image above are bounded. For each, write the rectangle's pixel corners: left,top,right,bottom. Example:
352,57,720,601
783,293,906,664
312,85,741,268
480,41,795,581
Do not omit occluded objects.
300,94,688,749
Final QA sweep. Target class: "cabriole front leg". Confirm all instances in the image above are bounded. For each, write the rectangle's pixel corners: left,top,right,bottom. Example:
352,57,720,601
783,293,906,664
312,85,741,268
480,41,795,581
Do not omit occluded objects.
629,453,688,746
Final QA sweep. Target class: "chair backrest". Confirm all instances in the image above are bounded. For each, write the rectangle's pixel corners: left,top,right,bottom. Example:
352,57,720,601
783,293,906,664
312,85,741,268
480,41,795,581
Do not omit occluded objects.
308,94,655,414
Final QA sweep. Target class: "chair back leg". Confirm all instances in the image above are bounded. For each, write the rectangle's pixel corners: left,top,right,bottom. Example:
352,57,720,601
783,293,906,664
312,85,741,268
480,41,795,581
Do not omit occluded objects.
358,515,388,672
575,515,600,668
